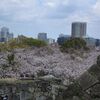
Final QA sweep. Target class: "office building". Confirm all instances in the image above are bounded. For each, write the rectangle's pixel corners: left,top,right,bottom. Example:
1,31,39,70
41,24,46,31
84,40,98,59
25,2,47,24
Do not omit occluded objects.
38,33,47,42
0,27,13,42
57,34,71,45
71,22,87,38
84,37,96,46
0,27,9,42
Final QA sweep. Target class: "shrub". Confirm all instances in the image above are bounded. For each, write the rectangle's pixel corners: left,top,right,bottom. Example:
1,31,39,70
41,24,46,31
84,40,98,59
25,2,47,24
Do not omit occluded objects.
0,43,9,52
0,36,47,52
23,37,47,47
60,38,88,52
9,36,47,48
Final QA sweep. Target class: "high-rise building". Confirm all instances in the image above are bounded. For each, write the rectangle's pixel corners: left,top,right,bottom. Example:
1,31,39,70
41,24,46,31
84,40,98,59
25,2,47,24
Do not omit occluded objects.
0,27,9,42
38,33,47,42
0,27,13,42
71,22,87,38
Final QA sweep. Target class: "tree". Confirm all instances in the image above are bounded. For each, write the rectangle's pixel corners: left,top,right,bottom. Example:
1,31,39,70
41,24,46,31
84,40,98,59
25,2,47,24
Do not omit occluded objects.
60,38,88,52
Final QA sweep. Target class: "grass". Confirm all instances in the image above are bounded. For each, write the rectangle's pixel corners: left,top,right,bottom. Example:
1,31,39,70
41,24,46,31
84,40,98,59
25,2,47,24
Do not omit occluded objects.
0,78,34,85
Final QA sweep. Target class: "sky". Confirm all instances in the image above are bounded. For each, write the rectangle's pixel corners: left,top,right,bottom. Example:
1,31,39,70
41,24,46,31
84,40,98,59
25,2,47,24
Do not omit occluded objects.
0,0,100,39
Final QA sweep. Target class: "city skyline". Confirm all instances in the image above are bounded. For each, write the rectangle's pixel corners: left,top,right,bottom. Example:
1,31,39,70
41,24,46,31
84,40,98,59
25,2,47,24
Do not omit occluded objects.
0,0,100,39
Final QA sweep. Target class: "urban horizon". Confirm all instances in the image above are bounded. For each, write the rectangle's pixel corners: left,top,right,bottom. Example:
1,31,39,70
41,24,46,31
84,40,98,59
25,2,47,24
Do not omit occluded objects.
0,21,99,41
0,0,100,39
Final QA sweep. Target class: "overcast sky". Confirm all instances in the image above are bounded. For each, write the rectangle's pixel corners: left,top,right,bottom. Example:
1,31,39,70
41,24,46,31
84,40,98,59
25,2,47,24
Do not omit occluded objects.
0,0,100,39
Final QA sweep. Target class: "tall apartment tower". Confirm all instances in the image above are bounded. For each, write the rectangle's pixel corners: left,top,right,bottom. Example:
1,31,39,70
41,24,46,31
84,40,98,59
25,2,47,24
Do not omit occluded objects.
71,22,87,38
38,33,47,42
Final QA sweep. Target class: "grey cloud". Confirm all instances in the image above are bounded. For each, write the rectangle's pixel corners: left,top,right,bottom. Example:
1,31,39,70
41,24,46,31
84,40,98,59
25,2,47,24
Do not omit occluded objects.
0,0,99,40
0,0,97,22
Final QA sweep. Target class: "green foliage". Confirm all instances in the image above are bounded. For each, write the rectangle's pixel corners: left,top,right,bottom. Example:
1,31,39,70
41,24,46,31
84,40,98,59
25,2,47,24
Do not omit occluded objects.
22,37,47,47
8,36,47,48
0,36,47,51
62,38,86,49
60,38,88,52
0,43,9,52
